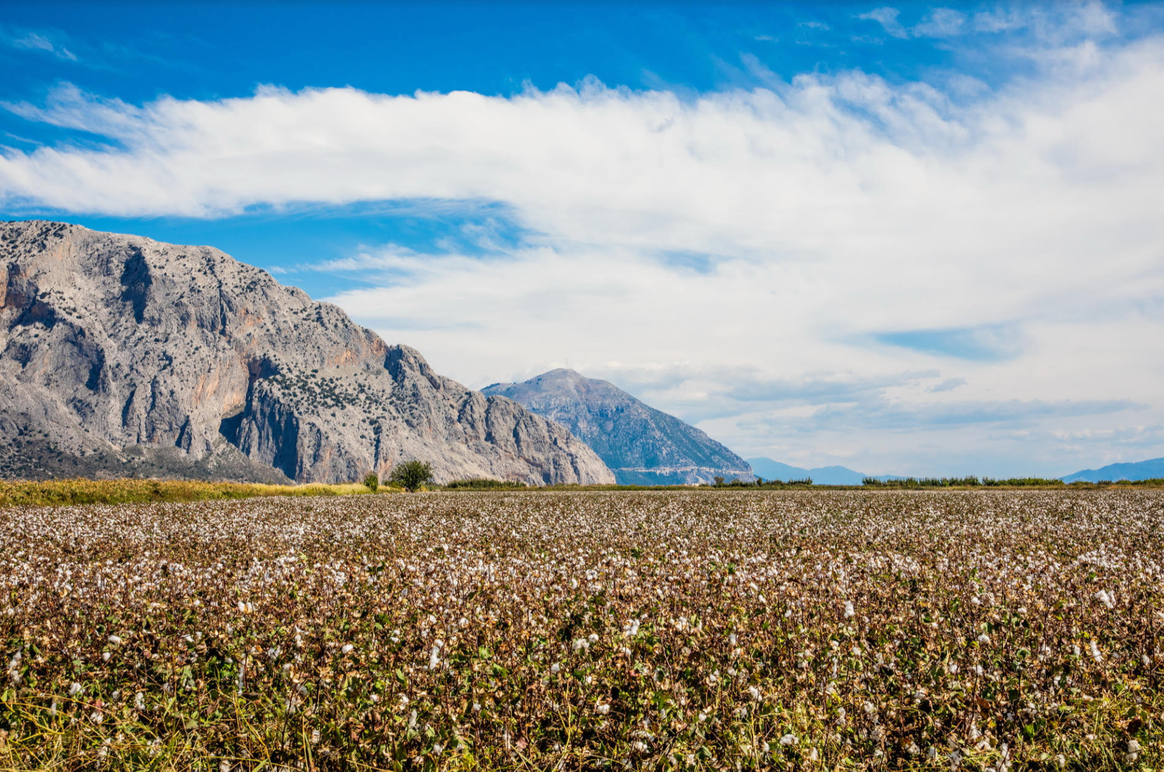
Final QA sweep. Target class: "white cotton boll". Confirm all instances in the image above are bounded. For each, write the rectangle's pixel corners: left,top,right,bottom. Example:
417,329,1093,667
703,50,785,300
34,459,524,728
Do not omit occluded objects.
588,633,599,644
107,635,122,645
102,651,111,662
550,663,560,673
1095,590,1115,610
596,703,610,715
428,645,441,669
219,761,231,772
977,634,991,645
780,733,797,745
341,644,354,655
844,601,855,619
472,702,481,711
808,748,819,761
748,686,761,701
1089,639,1103,663
69,682,83,696
135,692,145,710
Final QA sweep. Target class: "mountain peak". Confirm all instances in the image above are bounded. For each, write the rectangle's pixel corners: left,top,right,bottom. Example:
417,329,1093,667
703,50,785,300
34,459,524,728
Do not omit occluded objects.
484,370,753,485
0,221,614,486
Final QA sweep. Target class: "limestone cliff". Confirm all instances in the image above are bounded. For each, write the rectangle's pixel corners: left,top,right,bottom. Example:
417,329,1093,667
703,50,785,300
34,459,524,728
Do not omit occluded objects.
0,221,615,485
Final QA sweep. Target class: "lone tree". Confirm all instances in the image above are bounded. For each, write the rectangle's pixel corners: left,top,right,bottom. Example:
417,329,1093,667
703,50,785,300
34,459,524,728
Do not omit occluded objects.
389,460,433,492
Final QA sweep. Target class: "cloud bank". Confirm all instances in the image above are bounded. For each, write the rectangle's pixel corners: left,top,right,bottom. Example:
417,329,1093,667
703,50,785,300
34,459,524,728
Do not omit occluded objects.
1,12,1162,475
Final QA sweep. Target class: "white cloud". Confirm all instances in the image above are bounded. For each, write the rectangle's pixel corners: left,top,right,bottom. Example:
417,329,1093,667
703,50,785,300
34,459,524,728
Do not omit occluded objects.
912,9,967,38
1,25,1163,475
858,7,908,39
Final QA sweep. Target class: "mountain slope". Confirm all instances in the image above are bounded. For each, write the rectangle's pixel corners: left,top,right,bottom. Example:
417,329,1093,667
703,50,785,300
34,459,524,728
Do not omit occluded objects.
482,369,752,485
746,457,868,485
0,221,614,485
1061,457,1164,483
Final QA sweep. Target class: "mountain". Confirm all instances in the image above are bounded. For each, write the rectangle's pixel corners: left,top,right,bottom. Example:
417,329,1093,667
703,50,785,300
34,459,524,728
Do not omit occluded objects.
746,457,868,485
0,221,615,486
1061,457,1164,483
482,369,753,485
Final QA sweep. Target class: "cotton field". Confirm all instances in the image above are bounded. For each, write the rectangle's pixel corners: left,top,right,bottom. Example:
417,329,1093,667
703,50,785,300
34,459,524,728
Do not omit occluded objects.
0,490,1160,770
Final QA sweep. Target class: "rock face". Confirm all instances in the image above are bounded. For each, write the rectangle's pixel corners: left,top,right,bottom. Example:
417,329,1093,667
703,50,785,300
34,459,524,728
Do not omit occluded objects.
0,221,615,485
483,369,753,485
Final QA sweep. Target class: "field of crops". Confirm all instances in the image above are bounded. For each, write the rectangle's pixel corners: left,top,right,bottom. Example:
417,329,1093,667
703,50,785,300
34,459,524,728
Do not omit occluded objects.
0,490,1160,770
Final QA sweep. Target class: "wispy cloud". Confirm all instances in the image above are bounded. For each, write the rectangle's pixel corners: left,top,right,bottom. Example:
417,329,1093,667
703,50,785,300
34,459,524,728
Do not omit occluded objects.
912,9,966,38
928,377,967,394
858,8,908,39
0,24,77,62
872,325,1023,362
856,3,1118,43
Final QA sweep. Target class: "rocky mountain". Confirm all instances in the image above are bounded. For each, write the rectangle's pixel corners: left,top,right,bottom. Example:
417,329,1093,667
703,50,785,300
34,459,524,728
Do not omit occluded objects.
746,457,869,485
0,221,615,486
1061,457,1164,483
482,369,753,485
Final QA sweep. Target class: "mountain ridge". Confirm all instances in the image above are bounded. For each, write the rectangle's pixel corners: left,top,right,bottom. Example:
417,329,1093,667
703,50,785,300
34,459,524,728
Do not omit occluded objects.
0,221,615,485
1061,457,1164,483
483,369,753,485
746,457,870,485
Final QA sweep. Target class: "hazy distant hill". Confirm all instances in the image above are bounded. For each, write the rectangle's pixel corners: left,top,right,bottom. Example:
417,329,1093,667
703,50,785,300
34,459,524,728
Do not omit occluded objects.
746,457,868,485
0,221,614,485
1061,457,1164,482
483,369,753,485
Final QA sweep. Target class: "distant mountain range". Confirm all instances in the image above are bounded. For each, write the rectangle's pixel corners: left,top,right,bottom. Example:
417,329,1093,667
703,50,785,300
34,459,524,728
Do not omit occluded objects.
483,369,754,485
746,457,870,485
1061,457,1164,482
0,221,613,485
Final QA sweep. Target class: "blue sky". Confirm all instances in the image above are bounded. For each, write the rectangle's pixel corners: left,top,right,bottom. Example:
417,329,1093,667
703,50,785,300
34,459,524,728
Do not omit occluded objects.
2,1,1163,476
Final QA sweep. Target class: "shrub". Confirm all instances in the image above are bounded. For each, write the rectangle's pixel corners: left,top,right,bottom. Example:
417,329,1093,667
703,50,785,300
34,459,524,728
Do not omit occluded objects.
444,478,527,490
388,460,433,492
362,471,379,492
